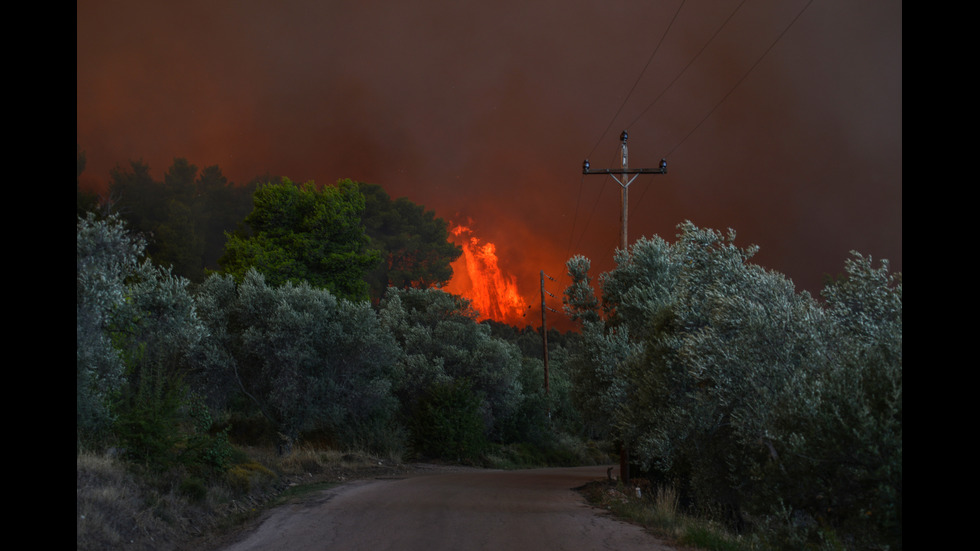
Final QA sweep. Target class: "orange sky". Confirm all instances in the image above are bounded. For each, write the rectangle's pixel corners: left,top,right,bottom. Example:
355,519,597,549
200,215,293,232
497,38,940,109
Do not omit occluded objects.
78,0,901,330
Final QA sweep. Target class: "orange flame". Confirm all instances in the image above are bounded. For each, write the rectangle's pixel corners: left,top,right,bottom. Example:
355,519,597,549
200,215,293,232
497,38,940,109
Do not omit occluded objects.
443,223,529,325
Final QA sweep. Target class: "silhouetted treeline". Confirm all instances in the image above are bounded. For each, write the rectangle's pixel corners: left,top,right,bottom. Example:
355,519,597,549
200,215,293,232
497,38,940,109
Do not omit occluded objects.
78,155,259,283
78,151,463,305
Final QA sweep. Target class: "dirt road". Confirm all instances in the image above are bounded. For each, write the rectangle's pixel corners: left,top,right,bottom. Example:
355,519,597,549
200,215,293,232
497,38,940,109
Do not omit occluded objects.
217,465,678,551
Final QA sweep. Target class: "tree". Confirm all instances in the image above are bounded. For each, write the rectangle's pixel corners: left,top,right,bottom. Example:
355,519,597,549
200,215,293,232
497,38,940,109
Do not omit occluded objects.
220,178,380,301
77,212,230,470
197,165,257,272
562,221,902,548
77,213,145,444
358,182,462,302
163,157,198,207
100,157,256,283
193,270,403,453
153,199,206,282
562,255,600,324
378,287,524,449
108,160,167,238
110,259,212,469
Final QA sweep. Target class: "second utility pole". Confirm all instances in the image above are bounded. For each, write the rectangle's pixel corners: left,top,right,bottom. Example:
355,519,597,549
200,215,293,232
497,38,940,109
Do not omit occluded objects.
540,270,550,401
582,130,667,251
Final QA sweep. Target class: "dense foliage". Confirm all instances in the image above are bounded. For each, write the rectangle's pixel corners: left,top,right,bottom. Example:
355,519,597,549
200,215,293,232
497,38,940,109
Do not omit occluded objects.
194,270,403,452
79,153,900,548
77,213,233,470
103,158,257,283
77,212,578,466
219,178,381,302
563,221,902,549
358,182,463,302
377,287,525,458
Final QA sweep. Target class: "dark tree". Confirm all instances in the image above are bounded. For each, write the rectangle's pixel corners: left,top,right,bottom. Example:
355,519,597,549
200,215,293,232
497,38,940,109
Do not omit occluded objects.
359,182,462,303
102,158,256,283
219,178,380,301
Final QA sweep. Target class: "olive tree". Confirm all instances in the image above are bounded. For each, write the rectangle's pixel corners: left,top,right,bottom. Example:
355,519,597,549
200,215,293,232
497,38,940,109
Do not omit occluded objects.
194,270,403,453
77,213,145,444
563,221,901,548
77,213,226,469
378,287,523,454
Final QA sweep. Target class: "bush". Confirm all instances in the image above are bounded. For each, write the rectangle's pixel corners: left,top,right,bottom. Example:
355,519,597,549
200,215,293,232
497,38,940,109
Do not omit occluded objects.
225,461,276,495
411,379,487,462
564,223,901,549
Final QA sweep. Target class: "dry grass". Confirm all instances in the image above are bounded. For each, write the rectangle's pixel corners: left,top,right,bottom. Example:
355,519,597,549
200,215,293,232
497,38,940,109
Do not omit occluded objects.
77,445,407,551
578,479,744,551
76,452,188,550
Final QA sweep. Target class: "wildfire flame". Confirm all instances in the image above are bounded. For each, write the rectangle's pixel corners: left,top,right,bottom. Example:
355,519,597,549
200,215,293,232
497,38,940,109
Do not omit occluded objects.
443,223,529,325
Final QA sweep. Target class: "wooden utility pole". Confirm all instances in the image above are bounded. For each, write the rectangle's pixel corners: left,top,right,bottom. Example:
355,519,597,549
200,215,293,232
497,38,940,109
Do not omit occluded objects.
582,130,667,484
540,270,557,420
582,130,667,251
540,270,550,399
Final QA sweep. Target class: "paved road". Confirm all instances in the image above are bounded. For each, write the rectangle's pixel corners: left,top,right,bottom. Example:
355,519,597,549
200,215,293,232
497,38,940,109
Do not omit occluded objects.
219,465,677,551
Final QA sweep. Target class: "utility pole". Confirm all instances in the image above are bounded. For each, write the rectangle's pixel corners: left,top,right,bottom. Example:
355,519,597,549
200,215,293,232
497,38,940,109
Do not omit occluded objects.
582,130,667,251
581,130,667,485
540,270,557,419
541,270,549,398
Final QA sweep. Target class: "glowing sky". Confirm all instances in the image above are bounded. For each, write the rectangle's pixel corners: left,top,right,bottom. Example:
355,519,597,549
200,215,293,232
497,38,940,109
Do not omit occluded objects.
77,0,901,327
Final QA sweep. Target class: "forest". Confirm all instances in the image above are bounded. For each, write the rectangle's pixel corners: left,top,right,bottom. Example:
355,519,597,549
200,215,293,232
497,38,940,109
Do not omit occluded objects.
77,152,901,550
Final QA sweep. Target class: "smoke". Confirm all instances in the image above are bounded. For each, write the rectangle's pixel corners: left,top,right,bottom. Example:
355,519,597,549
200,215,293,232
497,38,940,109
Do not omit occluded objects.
78,0,901,324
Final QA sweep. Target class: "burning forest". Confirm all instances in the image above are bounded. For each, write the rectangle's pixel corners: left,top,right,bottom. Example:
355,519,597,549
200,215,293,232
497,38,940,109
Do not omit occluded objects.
442,223,530,326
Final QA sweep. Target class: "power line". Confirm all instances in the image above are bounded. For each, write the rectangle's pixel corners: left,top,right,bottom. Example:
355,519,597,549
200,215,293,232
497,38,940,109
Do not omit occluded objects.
664,0,815,159
565,0,813,286
586,0,686,162
566,2,683,281
625,0,747,131
634,0,814,210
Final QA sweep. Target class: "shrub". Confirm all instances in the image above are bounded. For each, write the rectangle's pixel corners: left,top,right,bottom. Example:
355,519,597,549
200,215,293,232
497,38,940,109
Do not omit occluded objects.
225,461,276,495
411,379,487,462
564,223,901,549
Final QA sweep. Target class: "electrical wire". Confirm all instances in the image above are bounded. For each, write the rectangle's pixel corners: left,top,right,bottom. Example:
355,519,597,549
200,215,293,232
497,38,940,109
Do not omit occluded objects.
585,0,686,162
626,0,747,131
562,0,686,279
634,0,815,210
560,0,814,294
666,0,813,159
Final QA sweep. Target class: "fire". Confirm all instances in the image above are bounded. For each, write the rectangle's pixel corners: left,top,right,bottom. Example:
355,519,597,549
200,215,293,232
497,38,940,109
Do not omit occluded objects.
443,223,529,325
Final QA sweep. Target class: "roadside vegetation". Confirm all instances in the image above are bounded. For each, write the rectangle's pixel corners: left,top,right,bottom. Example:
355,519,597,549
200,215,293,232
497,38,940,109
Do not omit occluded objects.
565,226,901,550
77,439,609,551
77,153,900,551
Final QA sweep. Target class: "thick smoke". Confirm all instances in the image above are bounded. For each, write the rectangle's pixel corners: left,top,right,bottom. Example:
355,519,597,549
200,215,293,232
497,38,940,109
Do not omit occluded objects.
78,0,901,322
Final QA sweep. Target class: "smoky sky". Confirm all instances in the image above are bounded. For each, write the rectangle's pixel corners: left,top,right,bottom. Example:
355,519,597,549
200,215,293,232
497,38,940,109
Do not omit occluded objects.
77,0,902,322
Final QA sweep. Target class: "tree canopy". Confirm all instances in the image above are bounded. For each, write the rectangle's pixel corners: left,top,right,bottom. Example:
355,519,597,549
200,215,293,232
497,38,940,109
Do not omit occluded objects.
358,182,462,302
94,157,256,283
563,221,902,549
219,178,381,302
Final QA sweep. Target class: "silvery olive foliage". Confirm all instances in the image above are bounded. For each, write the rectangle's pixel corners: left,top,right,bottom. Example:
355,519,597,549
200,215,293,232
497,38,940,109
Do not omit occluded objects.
77,213,145,441
565,221,901,548
194,270,402,451
379,287,524,443
77,213,211,459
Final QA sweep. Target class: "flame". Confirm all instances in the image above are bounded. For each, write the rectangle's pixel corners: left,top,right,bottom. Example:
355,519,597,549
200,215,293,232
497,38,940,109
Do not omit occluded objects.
443,223,529,325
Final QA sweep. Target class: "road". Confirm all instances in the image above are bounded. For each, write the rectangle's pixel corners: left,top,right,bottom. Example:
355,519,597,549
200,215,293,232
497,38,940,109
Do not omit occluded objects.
218,465,678,551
